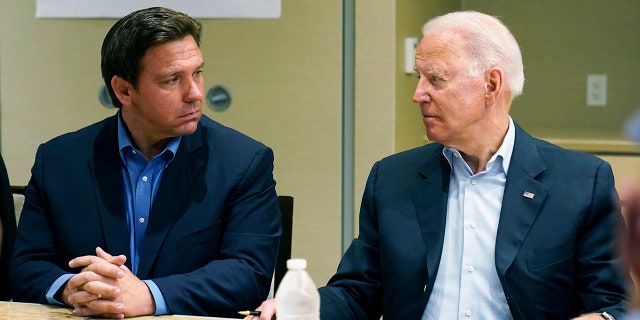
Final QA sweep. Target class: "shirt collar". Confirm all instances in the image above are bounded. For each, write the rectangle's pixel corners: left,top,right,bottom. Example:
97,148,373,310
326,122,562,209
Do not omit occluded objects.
495,116,515,174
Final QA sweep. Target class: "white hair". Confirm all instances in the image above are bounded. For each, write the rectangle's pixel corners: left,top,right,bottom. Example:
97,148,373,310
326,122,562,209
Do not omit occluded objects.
422,11,524,99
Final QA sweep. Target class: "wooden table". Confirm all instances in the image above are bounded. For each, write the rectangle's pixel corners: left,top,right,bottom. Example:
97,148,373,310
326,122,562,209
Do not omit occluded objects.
0,301,239,319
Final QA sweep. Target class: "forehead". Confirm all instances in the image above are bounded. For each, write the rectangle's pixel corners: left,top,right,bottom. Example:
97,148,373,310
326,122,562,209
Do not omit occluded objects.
415,31,467,69
141,36,202,70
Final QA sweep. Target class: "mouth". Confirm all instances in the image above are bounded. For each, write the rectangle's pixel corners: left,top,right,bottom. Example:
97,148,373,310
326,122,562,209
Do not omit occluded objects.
180,109,201,119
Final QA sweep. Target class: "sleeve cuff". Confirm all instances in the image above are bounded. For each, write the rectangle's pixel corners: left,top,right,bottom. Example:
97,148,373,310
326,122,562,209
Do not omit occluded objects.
45,274,74,306
143,279,168,315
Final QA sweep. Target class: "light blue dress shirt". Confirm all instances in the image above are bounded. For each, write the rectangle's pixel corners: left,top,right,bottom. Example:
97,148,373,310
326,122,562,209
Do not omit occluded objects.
117,113,180,315
626,311,640,320
422,117,515,320
45,113,180,315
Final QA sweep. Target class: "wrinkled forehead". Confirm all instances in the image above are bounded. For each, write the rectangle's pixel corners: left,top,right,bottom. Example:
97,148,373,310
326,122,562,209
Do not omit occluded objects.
416,31,468,63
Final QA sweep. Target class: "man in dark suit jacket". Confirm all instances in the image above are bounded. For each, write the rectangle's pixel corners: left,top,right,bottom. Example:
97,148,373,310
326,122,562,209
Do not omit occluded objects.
318,123,626,319
10,7,281,318
247,11,626,320
0,153,16,301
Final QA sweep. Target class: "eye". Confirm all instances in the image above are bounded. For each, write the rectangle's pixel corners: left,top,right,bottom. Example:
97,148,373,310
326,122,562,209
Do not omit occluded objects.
165,76,179,84
193,70,203,78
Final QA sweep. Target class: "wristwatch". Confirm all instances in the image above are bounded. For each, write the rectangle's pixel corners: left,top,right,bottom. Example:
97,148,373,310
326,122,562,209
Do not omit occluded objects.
600,311,615,320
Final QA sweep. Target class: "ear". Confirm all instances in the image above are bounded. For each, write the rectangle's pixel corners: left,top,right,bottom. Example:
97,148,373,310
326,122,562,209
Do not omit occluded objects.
484,67,504,106
111,76,134,107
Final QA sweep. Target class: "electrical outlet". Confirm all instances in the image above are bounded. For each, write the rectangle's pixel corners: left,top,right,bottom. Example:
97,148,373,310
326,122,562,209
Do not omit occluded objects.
587,74,607,107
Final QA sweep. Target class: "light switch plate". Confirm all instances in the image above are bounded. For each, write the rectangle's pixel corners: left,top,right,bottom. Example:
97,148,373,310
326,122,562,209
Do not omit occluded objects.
404,37,418,74
587,74,607,107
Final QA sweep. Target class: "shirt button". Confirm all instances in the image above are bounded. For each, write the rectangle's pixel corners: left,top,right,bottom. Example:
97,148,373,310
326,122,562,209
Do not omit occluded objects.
132,150,137,155
142,176,148,182
470,221,477,228
138,217,145,224
467,266,475,272
471,179,477,185
465,310,472,317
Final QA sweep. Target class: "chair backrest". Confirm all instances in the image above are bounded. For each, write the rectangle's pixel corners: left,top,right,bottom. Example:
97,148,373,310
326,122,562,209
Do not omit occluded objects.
11,186,26,224
275,195,293,293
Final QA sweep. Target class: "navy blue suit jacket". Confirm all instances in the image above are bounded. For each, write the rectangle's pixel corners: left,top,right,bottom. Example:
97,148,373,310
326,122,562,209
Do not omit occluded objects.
10,114,281,317
320,124,627,320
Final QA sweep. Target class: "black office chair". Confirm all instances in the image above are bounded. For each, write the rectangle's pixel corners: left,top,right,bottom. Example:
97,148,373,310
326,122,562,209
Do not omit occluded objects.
274,195,293,293
0,156,17,301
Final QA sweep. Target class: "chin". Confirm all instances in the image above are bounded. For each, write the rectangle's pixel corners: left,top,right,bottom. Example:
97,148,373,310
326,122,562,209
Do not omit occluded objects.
424,130,441,143
176,123,199,136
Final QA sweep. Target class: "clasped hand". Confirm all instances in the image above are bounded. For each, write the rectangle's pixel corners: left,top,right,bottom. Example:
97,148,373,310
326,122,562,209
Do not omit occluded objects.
61,247,155,319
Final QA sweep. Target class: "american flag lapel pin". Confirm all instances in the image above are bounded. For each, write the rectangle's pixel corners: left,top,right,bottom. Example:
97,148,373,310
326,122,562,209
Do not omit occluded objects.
523,191,535,199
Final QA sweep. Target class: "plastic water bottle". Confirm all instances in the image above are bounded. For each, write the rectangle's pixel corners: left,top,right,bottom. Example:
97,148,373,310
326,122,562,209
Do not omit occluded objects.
275,258,320,320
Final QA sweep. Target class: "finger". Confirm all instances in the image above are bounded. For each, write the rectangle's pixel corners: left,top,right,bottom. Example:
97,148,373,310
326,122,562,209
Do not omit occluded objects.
67,271,103,291
96,247,112,259
69,255,108,268
96,247,127,266
67,289,103,305
72,305,101,317
260,311,276,320
79,260,125,280
76,299,125,317
256,299,276,320
73,306,124,319
81,280,121,300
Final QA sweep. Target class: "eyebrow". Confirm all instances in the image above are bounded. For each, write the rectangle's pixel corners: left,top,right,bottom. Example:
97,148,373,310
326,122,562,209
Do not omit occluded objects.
425,67,450,80
158,62,205,79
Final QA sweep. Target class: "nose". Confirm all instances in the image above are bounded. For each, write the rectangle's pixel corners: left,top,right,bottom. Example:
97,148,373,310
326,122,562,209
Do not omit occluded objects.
412,77,430,104
186,78,204,102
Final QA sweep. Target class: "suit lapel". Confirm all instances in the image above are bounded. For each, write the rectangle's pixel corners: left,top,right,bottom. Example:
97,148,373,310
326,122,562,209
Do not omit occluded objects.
495,124,547,276
412,146,450,317
92,116,131,266
414,151,450,283
136,125,206,278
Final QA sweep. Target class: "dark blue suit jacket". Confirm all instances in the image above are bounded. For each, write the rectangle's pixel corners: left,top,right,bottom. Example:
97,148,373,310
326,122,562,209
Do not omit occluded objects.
320,124,627,320
10,114,281,317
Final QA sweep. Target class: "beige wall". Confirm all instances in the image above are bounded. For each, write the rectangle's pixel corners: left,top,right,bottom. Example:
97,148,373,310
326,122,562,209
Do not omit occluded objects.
394,1,640,151
352,1,397,236
464,0,640,143
2,0,640,288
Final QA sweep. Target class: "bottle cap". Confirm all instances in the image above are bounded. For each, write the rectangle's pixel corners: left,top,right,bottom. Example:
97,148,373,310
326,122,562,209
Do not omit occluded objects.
287,258,307,270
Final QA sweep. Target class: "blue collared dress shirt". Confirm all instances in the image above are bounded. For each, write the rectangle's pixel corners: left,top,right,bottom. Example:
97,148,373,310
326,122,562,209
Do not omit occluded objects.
422,117,516,320
117,113,180,315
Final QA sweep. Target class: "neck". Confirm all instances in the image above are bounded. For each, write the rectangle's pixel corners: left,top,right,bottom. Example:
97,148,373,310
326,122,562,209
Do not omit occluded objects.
120,114,171,162
458,117,510,174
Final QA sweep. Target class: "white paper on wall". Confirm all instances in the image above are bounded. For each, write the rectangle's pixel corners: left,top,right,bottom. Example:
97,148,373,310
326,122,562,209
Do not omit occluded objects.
36,0,281,19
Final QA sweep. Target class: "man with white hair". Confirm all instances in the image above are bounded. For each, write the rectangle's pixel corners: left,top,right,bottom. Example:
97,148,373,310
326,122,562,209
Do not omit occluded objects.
248,10,627,320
